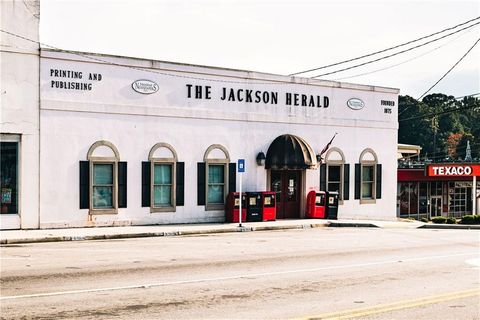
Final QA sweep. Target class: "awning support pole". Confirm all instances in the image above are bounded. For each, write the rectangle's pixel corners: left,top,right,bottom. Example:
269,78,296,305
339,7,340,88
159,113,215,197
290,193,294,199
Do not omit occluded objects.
473,176,477,215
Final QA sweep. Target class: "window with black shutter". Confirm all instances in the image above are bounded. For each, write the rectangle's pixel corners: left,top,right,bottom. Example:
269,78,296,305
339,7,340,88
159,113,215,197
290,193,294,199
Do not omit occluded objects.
228,163,236,194
141,161,151,207
202,144,230,210
343,164,350,201
358,148,380,204
176,162,185,206
355,163,361,200
320,164,326,191
324,148,347,203
147,143,181,212
79,161,90,209
118,162,127,208
376,164,382,200
85,140,121,214
197,162,206,206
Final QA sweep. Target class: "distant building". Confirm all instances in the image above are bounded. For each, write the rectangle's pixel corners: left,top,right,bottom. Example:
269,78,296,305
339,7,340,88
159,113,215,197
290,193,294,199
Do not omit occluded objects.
397,144,479,219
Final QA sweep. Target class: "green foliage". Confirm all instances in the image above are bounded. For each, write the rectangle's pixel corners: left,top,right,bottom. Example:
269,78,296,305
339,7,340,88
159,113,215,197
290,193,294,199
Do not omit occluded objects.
399,94,480,160
445,217,457,224
460,215,480,225
420,217,429,223
431,216,447,224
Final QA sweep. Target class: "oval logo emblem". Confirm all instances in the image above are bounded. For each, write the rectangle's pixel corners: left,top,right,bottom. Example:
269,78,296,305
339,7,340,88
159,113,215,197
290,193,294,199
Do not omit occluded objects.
347,98,365,110
132,80,158,94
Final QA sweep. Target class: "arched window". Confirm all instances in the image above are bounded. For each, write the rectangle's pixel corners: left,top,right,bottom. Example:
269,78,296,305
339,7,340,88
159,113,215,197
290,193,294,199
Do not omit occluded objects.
80,140,126,214
198,144,233,210
141,143,183,212
355,148,381,203
325,147,347,202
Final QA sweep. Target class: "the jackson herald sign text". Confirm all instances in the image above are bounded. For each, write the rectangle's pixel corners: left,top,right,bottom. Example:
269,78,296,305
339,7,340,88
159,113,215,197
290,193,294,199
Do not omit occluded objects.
186,84,330,108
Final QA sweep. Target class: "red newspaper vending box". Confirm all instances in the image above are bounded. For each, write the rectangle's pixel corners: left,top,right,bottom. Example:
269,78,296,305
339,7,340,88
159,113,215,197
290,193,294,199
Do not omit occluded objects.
261,192,276,221
226,192,246,223
305,190,326,219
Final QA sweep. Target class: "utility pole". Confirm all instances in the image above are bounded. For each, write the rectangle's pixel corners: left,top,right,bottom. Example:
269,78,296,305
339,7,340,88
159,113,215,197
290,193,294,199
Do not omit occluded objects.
432,117,438,162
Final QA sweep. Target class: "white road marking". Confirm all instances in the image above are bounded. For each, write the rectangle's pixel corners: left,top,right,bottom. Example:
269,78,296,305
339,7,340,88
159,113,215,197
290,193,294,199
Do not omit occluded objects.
1,251,478,301
465,258,480,267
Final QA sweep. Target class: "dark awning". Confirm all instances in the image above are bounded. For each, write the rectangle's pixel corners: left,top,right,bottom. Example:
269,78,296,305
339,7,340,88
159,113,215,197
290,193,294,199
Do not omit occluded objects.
265,134,318,170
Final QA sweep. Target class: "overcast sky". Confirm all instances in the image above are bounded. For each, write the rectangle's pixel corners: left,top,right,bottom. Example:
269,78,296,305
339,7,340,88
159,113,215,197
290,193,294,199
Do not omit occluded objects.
39,0,479,98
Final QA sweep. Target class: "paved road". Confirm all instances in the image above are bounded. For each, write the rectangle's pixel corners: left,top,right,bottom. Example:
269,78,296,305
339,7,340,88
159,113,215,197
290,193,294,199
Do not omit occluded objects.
1,228,479,319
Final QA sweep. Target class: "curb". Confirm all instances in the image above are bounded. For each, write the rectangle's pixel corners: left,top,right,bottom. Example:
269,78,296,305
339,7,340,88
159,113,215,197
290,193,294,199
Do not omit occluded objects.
0,223,329,245
3,221,477,245
417,224,480,230
328,222,379,228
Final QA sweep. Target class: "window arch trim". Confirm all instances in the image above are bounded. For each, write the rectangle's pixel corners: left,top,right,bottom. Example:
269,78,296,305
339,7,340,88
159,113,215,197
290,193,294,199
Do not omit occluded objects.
148,142,178,162
325,147,346,164
359,148,378,164
204,144,230,163
87,140,120,161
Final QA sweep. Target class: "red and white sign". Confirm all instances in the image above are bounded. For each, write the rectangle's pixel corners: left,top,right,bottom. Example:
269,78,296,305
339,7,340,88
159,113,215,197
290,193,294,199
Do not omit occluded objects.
427,164,480,177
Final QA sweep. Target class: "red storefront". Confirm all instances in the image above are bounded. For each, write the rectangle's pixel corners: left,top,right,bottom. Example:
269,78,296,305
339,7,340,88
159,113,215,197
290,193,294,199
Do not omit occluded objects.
397,164,480,219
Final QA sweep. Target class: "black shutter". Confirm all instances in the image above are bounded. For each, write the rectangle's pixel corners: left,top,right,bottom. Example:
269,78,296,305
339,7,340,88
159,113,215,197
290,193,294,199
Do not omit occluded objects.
320,164,326,191
176,162,185,206
197,162,206,205
118,162,127,208
228,163,236,194
142,161,151,207
79,161,90,209
354,163,361,200
343,164,350,201
376,164,382,199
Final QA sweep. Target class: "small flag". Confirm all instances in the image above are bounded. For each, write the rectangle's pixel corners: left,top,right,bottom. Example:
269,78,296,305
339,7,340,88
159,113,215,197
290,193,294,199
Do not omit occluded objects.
318,133,337,162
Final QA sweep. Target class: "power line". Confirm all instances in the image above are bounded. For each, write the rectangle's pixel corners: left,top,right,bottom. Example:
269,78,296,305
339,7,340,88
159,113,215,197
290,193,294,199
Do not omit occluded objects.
398,93,480,117
417,37,480,100
332,27,475,81
399,104,479,122
289,16,480,76
309,21,480,79
407,142,480,160
454,93,480,99
0,29,302,87
419,146,480,160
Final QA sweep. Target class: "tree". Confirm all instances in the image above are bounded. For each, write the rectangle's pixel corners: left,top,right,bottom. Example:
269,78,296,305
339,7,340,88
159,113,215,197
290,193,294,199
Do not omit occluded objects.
398,95,434,155
398,93,480,161
445,133,463,158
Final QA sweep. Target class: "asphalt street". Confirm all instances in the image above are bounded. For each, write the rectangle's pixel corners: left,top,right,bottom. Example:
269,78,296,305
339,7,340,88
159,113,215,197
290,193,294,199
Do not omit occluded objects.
1,228,479,319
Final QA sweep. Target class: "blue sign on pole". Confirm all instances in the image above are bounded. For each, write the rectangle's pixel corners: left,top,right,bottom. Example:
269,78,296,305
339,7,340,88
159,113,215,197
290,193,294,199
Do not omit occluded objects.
238,159,245,173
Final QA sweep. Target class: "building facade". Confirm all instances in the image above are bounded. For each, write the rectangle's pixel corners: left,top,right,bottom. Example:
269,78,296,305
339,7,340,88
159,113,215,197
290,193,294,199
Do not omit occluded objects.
30,49,398,229
397,163,480,219
0,0,40,230
1,1,400,229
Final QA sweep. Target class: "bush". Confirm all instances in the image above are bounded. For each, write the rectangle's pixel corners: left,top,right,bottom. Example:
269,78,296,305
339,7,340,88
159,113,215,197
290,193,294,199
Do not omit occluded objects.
446,217,457,224
420,217,429,223
431,216,447,224
461,215,480,225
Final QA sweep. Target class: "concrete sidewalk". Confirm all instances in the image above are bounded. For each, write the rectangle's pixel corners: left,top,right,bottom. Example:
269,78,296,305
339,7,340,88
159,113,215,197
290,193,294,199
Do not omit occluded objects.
1,219,477,245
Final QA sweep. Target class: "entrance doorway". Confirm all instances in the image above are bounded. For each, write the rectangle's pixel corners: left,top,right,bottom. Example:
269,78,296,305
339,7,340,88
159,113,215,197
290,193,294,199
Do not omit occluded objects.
430,196,442,218
271,170,301,219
